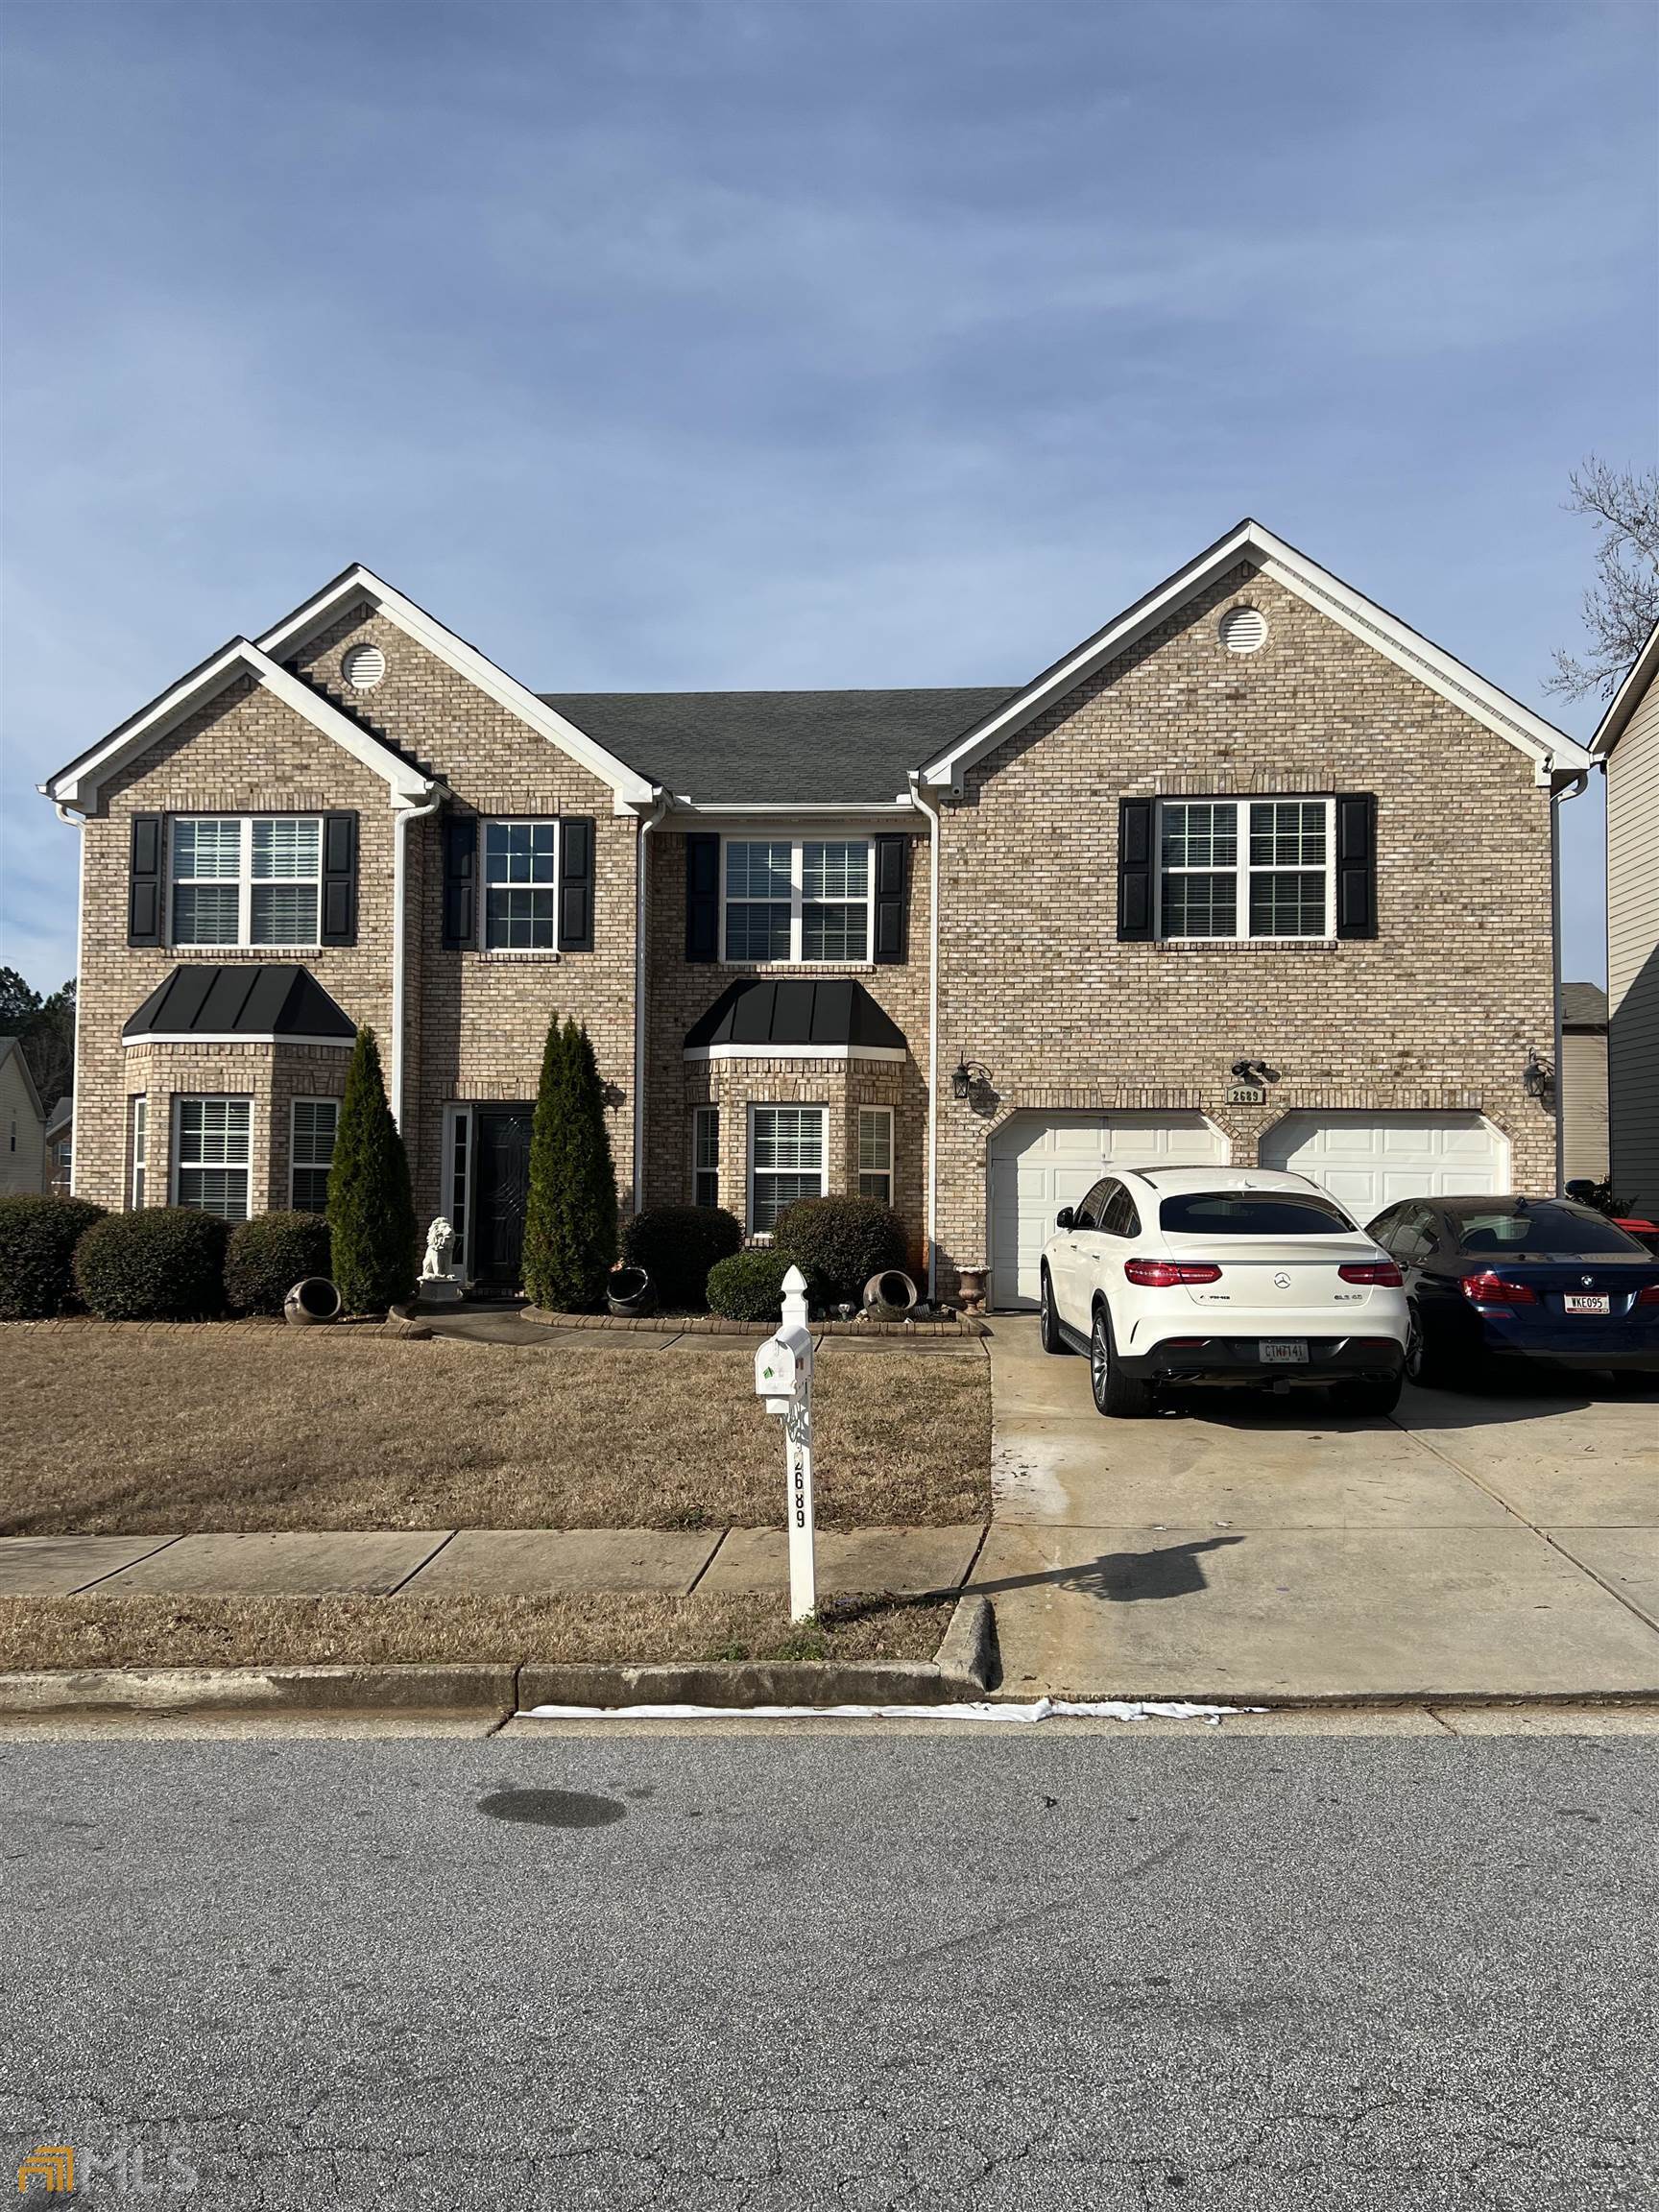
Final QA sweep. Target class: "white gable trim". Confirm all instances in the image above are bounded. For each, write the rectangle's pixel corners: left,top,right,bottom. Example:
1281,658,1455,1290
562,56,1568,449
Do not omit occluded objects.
41,638,440,810
256,565,658,811
918,519,1592,791
1589,617,1659,759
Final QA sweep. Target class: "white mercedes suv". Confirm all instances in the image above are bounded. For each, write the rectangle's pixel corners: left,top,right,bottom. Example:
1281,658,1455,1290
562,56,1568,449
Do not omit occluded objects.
1038,1166,1409,1418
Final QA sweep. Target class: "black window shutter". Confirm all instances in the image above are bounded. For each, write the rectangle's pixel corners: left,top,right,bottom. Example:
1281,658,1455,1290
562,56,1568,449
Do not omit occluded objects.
442,811,477,950
874,833,907,963
320,811,358,946
558,815,595,951
685,832,720,962
128,813,163,946
1334,793,1378,939
1117,798,1155,941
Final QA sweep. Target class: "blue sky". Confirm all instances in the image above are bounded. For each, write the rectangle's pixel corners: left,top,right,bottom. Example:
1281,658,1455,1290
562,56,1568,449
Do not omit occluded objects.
2,0,1653,992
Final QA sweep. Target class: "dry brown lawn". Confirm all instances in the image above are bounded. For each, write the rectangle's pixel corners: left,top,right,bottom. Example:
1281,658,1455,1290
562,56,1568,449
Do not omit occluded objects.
0,1328,990,1536
0,1590,950,1671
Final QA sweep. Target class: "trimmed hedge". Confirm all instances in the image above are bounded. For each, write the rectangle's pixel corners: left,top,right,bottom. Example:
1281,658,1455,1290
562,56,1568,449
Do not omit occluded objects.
707,1248,797,1323
74,1207,231,1321
225,1210,333,1316
0,1194,106,1320
773,1195,906,1306
620,1204,743,1310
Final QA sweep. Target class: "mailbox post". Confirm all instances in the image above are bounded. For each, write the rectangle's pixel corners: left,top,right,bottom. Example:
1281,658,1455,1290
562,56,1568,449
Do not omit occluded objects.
754,1263,817,1622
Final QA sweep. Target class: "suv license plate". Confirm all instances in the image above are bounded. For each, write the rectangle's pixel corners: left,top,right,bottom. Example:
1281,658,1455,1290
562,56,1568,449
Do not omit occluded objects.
1261,1339,1309,1364
1565,1294,1610,1315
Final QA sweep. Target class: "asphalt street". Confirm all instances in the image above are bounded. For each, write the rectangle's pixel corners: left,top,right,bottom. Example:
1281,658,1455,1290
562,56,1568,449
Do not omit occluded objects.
1,1726,1655,2210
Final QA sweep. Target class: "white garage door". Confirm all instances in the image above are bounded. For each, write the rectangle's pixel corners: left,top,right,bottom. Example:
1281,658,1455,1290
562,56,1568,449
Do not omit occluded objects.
988,1113,1228,1310
1260,1112,1510,1223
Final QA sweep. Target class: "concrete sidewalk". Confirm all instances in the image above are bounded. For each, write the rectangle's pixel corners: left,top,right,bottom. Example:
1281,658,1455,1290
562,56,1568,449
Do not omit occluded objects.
0,1524,986,1602
980,1313,1659,1701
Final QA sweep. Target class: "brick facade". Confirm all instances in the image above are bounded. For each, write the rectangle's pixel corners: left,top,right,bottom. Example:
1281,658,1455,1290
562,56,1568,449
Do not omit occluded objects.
63,553,1559,1303
929,563,1556,1290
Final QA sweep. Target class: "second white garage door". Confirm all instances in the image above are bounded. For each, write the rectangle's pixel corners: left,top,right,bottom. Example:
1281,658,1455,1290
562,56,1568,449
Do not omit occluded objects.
1259,1111,1510,1222
988,1113,1228,1309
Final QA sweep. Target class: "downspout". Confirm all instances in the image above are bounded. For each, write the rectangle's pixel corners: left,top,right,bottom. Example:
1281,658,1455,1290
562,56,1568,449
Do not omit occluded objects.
1551,766,1590,1194
391,789,442,1132
53,801,87,1196
908,774,943,1303
633,789,669,1213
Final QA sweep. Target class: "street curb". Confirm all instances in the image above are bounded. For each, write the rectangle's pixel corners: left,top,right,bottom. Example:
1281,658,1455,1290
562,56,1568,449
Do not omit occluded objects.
0,1599,997,1718
0,1664,518,1716
517,1594,997,1713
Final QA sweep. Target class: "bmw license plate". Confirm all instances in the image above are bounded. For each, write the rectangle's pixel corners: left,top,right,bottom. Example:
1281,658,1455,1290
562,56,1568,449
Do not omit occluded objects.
1261,1339,1309,1363
1565,1294,1610,1315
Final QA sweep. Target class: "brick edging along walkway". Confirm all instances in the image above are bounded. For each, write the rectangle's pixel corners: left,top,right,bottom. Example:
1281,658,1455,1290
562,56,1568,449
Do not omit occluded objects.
521,1306,989,1338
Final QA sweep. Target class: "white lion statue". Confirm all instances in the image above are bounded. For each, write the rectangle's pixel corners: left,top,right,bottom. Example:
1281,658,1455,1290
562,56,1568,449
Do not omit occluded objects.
421,1216,455,1281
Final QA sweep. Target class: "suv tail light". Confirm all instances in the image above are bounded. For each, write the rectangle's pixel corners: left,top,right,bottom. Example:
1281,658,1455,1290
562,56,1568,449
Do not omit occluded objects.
1459,1270,1538,1307
1636,1283,1659,1306
1124,1259,1222,1287
1337,1262,1404,1286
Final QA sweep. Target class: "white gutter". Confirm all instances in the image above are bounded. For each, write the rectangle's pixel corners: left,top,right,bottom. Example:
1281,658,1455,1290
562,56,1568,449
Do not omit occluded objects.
908,774,944,1302
633,790,669,1212
1551,768,1591,1193
54,803,87,1195
391,790,442,1130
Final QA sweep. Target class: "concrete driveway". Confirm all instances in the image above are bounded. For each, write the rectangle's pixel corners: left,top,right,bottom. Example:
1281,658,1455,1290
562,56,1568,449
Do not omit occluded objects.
979,1315,1659,1702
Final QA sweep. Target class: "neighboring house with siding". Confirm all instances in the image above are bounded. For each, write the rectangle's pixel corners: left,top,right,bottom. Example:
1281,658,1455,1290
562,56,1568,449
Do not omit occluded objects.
1559,982,1609,1187
39,520,1594,1308
1590,619,1659,1217
0,1039,47,1195
42,1096,73,1194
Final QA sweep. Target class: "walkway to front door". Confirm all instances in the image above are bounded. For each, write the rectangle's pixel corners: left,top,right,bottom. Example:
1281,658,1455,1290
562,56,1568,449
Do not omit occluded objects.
471,1107,534,1289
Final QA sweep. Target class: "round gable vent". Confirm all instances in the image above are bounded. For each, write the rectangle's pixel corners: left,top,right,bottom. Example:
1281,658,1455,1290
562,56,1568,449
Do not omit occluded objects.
1218,605,1267,654
342,642,386,690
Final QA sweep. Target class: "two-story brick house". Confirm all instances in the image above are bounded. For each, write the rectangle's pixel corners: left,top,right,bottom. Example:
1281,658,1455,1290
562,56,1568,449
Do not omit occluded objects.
41,520,1592,1307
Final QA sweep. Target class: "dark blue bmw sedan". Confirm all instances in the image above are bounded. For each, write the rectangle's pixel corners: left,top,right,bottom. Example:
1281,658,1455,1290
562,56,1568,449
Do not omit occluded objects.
1365,1196,1659,1393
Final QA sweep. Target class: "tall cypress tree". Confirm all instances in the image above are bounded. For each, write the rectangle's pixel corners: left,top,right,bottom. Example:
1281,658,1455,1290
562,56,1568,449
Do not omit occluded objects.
325,1027,418,1312
522,1016,618,1310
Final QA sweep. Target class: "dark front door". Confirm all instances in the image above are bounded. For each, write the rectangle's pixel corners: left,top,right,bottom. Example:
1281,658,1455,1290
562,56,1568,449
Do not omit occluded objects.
472,1109,534,1290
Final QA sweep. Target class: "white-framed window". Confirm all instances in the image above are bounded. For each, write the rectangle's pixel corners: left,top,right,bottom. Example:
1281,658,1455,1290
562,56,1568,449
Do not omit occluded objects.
1156,797,1334,941
290,1098,339,1213
443,1103,472,1274
482,819,558,950
130,1096,147,1210
748,1104,828,1233
692,1106,720,1208
169,816,323,948
173,1096,252,1220
722,838,874,965
856,1105,894,1205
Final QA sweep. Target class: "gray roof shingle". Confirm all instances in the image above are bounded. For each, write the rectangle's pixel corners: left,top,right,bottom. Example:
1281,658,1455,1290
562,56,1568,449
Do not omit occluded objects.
1562,981,1608,1029
537,688,1015,805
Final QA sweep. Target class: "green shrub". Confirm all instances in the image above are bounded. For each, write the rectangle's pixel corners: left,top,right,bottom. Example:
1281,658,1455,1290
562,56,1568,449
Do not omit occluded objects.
773,1195,906,1305
326,1028,418,1313
74,1207,230,1321
706,1247,797,1323
523,1017,619,1310
0,1194,106,1320
225,1211,333,1315
620,1203,743,1310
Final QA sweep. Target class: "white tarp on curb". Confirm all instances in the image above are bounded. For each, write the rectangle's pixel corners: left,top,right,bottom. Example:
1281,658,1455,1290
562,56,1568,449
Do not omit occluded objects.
518,1698,1259,1726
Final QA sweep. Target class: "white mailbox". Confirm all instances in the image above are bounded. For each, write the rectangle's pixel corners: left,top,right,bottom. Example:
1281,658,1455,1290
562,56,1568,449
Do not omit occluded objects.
754,1265,818,1621
755,1322,811,1415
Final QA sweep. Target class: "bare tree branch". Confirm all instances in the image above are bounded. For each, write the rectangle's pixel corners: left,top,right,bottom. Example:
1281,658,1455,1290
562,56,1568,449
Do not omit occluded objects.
1546,456,1659,700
